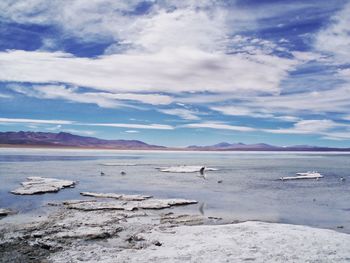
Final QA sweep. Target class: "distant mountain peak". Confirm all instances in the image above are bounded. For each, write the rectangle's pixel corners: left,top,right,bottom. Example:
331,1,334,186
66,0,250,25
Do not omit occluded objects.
212,142,232,147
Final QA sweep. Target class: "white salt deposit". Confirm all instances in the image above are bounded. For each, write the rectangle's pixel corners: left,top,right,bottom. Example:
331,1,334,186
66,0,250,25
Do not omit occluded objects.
115,221,350,263
11,177,75,195
99,163,137,166
280,172,323,181
158,166,218,173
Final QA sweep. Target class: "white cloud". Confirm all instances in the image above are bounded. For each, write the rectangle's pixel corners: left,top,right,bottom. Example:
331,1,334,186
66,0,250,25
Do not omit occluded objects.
243,86,350,115
0,118,74,125
291,51,327,62
60,129,96,136
0,93,12,98
211,105,272,118
46,124,62,131
85,123,174,130
321,132,350,141
0,48,297,96
0,0,300,99
315,2,350,63
45,125,96,136
0,117,174,131
98,92,173,105
159,108,200,120
338,68,350,79
2,0,349,143
183,122,256,132
124,130,139,133
116,7,228,53
10,84,172,107
0,0,143,41
273,116,301,122
0,1,232,53
211,105,300,122
263,119,350,141
264,120,339,135
0,0,320,50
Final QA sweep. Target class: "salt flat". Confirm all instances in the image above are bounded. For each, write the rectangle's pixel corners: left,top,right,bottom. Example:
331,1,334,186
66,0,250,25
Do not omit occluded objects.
51,221,350,263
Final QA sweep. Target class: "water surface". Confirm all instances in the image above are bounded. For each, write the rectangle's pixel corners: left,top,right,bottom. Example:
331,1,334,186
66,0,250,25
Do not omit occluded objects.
1,148,349,232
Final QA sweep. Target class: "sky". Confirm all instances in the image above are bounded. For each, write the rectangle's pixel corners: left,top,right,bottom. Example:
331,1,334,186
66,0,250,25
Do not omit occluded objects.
0,0,350,147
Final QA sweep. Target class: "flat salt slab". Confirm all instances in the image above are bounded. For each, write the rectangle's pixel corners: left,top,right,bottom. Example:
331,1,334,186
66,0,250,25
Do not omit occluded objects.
62,200,97,205
65,198,197,211
158,166,218,173
11,177,75,195
100,163,137,166
115,221,350,263
0,208,14,217
80,192,152,201
137,199,198,210
66,201,130,211
280,173,323,181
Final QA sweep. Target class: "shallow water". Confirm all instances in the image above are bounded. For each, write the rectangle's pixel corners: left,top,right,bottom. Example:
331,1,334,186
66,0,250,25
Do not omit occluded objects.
1,148,350,232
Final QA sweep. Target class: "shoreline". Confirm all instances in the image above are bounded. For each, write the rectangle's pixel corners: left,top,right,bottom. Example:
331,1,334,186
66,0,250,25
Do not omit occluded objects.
1,201,350,262
0,144,350,153
2,145,350,154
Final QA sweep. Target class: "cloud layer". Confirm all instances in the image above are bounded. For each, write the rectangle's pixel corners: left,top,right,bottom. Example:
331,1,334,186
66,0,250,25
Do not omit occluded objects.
0,0,350,145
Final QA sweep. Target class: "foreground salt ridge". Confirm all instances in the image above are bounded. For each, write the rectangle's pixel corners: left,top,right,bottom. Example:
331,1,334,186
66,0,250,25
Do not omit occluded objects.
157,165,218,173
0,194,202,262
1,193,350,263
11,177,75,195
113,221,350,263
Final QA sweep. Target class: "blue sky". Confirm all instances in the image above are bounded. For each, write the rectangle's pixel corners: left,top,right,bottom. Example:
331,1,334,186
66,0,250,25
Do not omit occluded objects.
0,0,350,147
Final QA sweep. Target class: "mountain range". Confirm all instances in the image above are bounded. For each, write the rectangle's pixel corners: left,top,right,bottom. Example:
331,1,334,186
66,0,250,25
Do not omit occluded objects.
1,131,349,151
187,142,350,151
0,131,165,149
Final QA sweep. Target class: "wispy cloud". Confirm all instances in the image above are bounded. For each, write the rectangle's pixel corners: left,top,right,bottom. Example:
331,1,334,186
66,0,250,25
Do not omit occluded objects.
222,86,350,119
159,108,200,120
263,119,350,141
124,130,139,133
84,123,174,130
45,125,96,136
315,2,350,63
0,118,74,125
211,105,300,122
211,105,273,119
0,117,173,131
264,120,339,134
60,129,96,136
0,93,12,99
183,122,256,132
10,84,172,107
46,125,62,131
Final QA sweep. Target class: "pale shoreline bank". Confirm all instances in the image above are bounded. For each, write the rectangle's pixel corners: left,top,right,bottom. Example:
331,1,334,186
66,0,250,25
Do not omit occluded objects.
1,198,350,263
